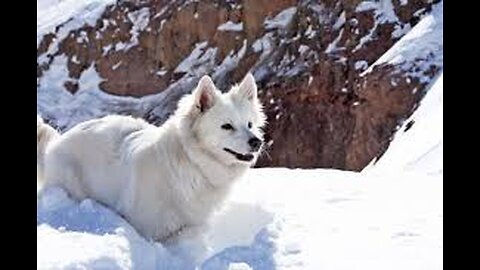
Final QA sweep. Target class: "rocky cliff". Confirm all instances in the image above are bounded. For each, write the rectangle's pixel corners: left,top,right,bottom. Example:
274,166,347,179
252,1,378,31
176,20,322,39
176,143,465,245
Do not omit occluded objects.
37,0,443,170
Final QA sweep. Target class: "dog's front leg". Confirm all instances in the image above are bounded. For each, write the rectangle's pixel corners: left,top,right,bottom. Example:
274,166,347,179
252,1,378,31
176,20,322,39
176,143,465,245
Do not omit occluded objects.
164,224,211,264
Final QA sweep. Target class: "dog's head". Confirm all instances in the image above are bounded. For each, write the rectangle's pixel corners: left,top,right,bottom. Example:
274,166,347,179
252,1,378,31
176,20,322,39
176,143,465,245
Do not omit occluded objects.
178,73,266,166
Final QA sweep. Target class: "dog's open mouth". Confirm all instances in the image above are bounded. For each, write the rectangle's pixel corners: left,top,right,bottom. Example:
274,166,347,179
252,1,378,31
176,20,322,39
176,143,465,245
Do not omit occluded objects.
223,148,254,162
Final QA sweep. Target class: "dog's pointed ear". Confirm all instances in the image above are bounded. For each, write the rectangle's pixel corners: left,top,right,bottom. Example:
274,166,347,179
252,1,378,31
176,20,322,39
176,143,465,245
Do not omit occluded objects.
234,73,257,101
194,75,218,112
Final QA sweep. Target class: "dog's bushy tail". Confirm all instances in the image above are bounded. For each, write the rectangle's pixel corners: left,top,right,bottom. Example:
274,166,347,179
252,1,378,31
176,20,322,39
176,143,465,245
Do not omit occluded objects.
37,115,59,189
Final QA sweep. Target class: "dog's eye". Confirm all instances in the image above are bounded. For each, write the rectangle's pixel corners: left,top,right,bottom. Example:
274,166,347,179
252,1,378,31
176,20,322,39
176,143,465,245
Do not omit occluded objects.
221,123,234,130
248,122,252,129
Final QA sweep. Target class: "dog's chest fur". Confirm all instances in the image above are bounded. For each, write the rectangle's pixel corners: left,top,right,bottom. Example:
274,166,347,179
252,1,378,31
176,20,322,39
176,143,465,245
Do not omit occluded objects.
104,118,242,241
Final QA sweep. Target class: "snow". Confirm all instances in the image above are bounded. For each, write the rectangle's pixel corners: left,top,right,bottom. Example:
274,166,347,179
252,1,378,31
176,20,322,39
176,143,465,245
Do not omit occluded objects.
37,187,190,269
355,1,377,12
333,11,346,30
37,54,74,108
298,45,309,55
78,63,104,93
212,39,248,81
251,33,275,81
128,7,150,30
100,18,110,31
228,263,253,270
153,5,169,20
413,8,427,17
309,3,330,25
356,0,398,23
353,0,410,52
38,73,443,269
124,7,150,50
156,69,168,76
111,6,151,54
115,42,128,51
392,23,411,38
159,19,168,31
251,34,272,54
76,31,89,43
37,52,202,130
325,29,344,54
71,55,80,64
354,60,368,70
37,0,115,48
264,7,297,30
37,0,145,62
364,72,443,175
112,61,122,70
37,58,192,130
174,41,218,76
275,51,306,78
37,54,133,129
38,166,442,269
361,1,443,83
37,1,221,130
102,44,113,55
304,25,316,39
218,21,244,32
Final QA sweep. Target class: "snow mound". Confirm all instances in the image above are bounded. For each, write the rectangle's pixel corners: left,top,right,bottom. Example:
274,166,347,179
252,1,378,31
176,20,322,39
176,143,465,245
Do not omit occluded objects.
38,187,198,269
364,72,443,175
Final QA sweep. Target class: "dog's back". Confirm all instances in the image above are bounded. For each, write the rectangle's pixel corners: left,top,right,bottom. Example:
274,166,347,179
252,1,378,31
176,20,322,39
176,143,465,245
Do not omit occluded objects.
41,115,151,201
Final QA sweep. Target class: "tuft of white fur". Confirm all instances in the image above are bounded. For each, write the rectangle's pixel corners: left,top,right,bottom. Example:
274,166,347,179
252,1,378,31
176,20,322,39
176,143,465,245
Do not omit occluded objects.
37,74,267,254
37,115,60,188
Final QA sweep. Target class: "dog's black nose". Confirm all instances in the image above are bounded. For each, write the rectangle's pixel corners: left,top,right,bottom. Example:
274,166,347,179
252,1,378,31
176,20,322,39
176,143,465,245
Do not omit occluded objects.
248,137,262,151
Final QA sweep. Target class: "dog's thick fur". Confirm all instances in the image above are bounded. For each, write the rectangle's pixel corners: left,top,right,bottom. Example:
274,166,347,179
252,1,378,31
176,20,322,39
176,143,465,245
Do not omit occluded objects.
37,74,266,244
37,116,60,183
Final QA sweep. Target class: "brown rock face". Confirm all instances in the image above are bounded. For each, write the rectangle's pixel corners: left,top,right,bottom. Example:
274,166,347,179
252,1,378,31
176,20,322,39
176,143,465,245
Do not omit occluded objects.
37,0,443,171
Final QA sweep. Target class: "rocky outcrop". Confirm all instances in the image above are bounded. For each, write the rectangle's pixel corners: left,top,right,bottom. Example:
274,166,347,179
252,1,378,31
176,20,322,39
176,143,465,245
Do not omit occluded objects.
37,0,443,171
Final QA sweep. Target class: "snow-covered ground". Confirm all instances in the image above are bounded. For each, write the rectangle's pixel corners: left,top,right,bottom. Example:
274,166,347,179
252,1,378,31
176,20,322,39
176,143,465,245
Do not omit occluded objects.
38,167,442,270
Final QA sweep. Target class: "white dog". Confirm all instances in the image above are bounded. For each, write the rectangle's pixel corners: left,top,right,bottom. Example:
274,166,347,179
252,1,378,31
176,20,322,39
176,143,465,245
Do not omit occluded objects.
37,74,266,246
